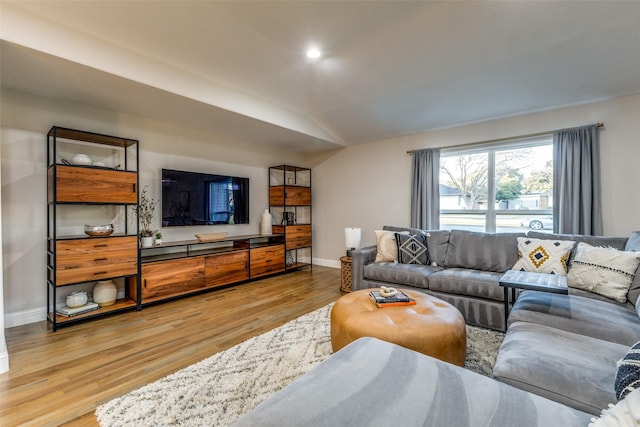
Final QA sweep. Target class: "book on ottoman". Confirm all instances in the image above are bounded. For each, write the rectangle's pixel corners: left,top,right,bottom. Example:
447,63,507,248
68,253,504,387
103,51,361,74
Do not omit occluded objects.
369,290,416,308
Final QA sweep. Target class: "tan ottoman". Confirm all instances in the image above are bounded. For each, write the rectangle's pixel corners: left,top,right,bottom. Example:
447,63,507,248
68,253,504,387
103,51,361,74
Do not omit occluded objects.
331,289,467,366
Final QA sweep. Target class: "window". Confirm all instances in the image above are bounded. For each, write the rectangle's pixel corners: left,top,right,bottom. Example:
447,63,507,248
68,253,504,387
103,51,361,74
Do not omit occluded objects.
207,179,235,224
439,137,553,233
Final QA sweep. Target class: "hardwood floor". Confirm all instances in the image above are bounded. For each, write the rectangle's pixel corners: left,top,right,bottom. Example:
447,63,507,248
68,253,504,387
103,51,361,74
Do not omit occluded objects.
1,266,342,427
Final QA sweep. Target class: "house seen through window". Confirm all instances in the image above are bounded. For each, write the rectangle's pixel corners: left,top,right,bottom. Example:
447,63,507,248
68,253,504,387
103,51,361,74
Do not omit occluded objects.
439,137,553,233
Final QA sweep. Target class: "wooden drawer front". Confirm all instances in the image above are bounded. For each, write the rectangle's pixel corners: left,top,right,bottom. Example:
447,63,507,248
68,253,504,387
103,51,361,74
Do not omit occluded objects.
205,251,249,288
55,237,138,285
51,166,137,203
285,225,312,249
269,186,285,206
285,186,311,206
141,257,205,301
269,186,311,206
250,245,285,278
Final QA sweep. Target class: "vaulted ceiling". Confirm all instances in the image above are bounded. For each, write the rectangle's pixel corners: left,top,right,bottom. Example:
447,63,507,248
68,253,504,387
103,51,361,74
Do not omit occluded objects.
2,1,640,153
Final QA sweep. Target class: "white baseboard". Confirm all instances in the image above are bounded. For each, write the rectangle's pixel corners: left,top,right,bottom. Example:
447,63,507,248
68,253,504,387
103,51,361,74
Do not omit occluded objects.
312,257,340,269
5,306,47,328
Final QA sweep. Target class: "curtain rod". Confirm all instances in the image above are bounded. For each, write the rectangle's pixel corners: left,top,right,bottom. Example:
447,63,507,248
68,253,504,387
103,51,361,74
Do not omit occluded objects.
406,122,604,155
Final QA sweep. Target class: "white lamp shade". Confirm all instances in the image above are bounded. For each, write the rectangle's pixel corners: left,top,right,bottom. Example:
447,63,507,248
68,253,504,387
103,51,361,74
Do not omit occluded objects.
344,227,362,249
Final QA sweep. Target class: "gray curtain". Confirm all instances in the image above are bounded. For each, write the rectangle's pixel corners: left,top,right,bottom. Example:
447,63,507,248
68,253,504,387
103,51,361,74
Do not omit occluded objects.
553,124,602,235
411,148,440,230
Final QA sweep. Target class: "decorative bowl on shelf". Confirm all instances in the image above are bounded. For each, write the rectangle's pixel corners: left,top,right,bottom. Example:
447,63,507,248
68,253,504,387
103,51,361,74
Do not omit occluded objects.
84,224,114,237
195,232,228,242
66,291,88,308
72,153,92,166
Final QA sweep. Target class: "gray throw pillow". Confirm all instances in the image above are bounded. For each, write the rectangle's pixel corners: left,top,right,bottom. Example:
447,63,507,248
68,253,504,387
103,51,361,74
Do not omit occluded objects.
396,233,430,265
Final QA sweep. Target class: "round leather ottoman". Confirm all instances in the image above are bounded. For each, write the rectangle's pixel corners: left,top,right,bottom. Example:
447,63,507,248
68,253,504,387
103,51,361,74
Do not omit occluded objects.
330,289,467,366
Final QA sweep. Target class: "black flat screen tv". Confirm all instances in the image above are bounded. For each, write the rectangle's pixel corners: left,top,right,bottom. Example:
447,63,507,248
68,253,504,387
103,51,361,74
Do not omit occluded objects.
161,168,250,226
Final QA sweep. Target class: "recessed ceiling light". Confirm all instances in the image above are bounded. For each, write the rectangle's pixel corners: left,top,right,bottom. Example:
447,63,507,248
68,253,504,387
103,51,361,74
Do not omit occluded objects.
306,47,321,59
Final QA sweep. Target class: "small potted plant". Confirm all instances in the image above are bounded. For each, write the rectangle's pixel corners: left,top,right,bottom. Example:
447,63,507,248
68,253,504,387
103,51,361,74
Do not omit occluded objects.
155,231,163,245
136,185,159,247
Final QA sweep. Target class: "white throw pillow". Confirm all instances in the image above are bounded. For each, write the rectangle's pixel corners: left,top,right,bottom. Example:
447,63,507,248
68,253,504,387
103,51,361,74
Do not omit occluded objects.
374,230,408,263
588,387,640,427
512,237,575,275
568,243,640,303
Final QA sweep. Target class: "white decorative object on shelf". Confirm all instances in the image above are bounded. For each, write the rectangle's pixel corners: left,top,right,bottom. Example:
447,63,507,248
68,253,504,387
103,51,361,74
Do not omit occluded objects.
72,153,92,165
93,280,117,307
141,236,154,247
261,209,273,235
66,291,88,308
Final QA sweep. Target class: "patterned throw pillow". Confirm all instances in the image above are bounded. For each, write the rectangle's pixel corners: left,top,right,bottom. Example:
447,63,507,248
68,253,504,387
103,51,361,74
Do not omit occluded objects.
568,243,640,303
615,341,640,401
396,233,430,265
511,237,575,275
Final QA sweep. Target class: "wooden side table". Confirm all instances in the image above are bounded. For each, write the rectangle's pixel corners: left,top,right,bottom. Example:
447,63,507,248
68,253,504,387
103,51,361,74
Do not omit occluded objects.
340,256,352,292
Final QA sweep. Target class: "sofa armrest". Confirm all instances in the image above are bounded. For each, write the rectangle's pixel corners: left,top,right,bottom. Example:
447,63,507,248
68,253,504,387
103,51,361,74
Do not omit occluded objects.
351,245,377,291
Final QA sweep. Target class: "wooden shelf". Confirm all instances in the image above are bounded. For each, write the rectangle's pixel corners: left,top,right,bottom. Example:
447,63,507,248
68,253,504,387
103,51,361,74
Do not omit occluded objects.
48,126,137,148
50,298,137,323
47,125,140,331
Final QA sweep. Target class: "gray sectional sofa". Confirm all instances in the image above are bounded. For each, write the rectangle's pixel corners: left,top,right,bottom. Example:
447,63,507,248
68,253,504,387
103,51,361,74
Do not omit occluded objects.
352,226,640,331
234,227,640,425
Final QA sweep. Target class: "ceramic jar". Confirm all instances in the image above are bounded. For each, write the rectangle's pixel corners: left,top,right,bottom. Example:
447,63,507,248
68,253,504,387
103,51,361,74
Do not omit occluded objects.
72,153,92,166
93,280,117,307
66,291,88,308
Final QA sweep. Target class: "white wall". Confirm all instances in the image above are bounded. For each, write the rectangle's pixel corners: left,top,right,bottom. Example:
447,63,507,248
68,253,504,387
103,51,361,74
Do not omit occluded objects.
310,94,640,266
1,88,307,327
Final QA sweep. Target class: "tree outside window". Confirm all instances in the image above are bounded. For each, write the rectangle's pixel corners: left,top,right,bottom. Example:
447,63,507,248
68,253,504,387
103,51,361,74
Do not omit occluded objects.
439,140,553,232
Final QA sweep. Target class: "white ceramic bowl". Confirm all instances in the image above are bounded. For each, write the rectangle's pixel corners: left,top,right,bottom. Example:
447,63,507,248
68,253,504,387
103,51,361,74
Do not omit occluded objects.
72,154,92,166
66,291,88,308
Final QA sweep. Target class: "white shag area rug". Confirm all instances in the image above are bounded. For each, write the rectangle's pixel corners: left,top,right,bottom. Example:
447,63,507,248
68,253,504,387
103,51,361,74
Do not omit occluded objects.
96,303,504,427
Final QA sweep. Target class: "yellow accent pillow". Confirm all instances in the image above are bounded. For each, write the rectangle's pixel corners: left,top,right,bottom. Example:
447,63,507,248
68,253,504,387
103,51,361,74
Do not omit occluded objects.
512,237,575,275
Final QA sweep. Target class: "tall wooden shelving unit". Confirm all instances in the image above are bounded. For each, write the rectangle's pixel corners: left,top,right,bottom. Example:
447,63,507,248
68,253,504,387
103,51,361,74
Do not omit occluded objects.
269,165,312,270
46,126,140,331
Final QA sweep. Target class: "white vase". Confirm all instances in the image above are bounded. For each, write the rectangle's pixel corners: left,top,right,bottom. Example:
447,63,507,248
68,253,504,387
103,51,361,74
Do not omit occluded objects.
93,280,117,307
261,209,273,235
141,236,154,247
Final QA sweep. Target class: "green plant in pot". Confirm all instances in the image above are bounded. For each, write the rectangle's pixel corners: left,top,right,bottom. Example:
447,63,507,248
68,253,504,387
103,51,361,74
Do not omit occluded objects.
137,185,159,246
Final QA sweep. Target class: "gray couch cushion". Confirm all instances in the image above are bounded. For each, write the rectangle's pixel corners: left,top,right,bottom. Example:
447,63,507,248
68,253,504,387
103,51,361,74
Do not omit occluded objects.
444,230,523,272
527,231,628,251
363,262,438,289
508,292,640,346
234,337,592,427
493,322,628,415
429,268,504,301
427,290,506,331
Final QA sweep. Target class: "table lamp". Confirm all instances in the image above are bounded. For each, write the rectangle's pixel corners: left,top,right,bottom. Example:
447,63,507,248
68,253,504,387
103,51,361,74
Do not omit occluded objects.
344,227,361,256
